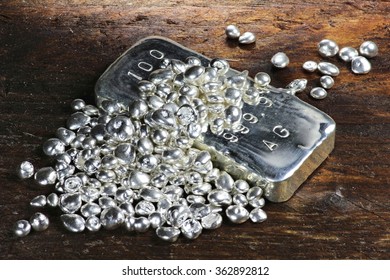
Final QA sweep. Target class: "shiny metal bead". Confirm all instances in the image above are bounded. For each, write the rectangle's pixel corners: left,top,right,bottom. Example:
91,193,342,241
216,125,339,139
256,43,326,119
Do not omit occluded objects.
157,198,172,214
80,186,101,203
254,72,271,87
225,24,240,39
286,79,308,94
135,200,155,216
85,216,101,232
184,65,205,85
249,197,265,208
204,168,220,182
302,61,318,72
128,100,149,120
224,105,242,126
101,182,117,196
100,206,125,230
151,128,170,145
61,214,85,233
319,75,335,89
318,39,339,57
170,59,188,74
128,170,150,189
67,112,91,130
176,105,197,126
210,59,230,77
351,56,371,74
166,205,191,227
156,226,181,242
13,220,31,237
115,143,136,164
138,80,156,97
30,195,46,207
190,183,212,196
96,170,116,183
189,202,211,220
106,116,134,142
271,52,290,68
82,104,100,116
238,32,256,44
119,202,135,216
149,68,175,85
359,41,378,58
226,205,249,224
63,176,83,193
34,167,57,185
148,212,165,229
249,207,267,223
59,193,82,214
246,186,263,201
70,99,86,111
100,100,122,115
201,212,222,229
181,219,202,239
234,179,250,193
207,189,232,206
42,138,66,156
339,47,358,62
17,161,34,179
233,193,248,206
47,193,59,207
210,118,224,135
224,88,242,105
80,202,101,218
134,217,150,233
185,56,202,66
310,87,328,100
84,158,101,174
179,84,199,99
186,195,206,204
29,212,49,231
98,196,117,209
56,127,76,145
101,155,119,170
115,187,134,203
317,62,340,76
82,137,97,149
124,216,136,232
215,171,234,192
70,134,85,149
137,137,154,155
139,187,164,202
243,87,260,105
163,185,184,201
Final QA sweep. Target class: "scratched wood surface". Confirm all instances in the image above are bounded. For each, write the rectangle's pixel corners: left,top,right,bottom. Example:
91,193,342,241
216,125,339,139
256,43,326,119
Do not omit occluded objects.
0,0,389,259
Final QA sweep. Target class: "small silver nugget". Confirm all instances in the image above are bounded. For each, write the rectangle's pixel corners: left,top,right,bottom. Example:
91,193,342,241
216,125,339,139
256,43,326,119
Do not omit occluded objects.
351,56,371,74
225,25,240,39
359,41,378,58
271,52,289,68
318,39,339,57
238,32,256,44
310,87,328,100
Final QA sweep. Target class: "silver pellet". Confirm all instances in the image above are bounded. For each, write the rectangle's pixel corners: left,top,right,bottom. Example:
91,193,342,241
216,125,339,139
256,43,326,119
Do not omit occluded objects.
302,61,318,72
234,179,250,193
115,143,136,164
310,87,328,100
215,171,234,192
148,212,165,229
67,112,91,130
271,52,289,68
61,214,85,233
135,200,156,216
47,193,59,207
181,219,202,239
320,75,335,89
134,217,150,233
106,116,134,142
166,205,191,227
225,24,240,39
70,99,86,111
13,220,31,237
80,202,101,218
339,47,359,62
17,161,34,179
254,72,271,87
249,197,265,208
286,79,308,94
85,216,102,232
34,167,57,185
351,56,371,74
98,196,117,209
359,41,378,58
156,226,181,242
208,189,232,206
226,205,249,224
30,195,47,207
201,213,223,229
317,62,340,76
124,216,136,232
29,212,49,231
119,202,135,216
63,176,83,193
59,193,82,214
100,206,125,230
42,138,66,156
189,202,211,220
318,39,339,57
238,32,256,44
233,193,248,206
249,207,267,223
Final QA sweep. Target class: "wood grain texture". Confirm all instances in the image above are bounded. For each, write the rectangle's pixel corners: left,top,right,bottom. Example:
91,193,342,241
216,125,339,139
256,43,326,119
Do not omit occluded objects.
0,0,389,259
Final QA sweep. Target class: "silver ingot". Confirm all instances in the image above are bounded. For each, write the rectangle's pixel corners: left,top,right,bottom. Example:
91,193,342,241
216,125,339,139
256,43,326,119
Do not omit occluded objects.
249,207,267,223
318,39,339,57
86,215,102,232
34,167,57,185
271,52,289,68
226,205,249,224
238,32,256,44
225,24,240,39
61,214,85,233
189,202,211,220
338,47,358,62
320,75,335,89
100,206,125,230
359,41,378,58
351,56,371,74
67,112,91,130
80,202,101,218
201,213,222,229
207,189,232,206
166,205,191,227
59,193,82,214
70,99,86,111
106,116,134,142
29,212,49,231
13,220,31,237
254,72,271,87
156,226,181,242
310,87,328,100
317,62,340,76
215,171,234,192
115,143,136,164
181,219,202,239
17,161,34,179
47,193,59,207
134,217,150,233
135,200,155,216
30,195,46,207
302,61,318,72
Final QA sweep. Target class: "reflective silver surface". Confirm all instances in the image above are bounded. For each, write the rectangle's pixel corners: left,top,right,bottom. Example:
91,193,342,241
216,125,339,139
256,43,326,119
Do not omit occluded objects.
95,36,335,202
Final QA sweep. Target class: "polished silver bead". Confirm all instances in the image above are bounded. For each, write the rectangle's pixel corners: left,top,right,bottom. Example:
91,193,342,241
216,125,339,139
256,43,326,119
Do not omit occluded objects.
34,167,57,185
234,179,250,193
82,104,100,116
208,189,232,206
233,193,248,206
226,205,249,224
188,123,202,139
249,207,267,223
302,61,318,72
351,56,371,74
101,182,117,196
151,128,170,145
185,56,202,66
106,116,134,142
359,41,378,58
249,197,265,208
115,143,136,164
246,186,263,201
13,220,31,237
71,99,86,111
166,205,191,227
148,212,165,229
254,72,271,87
224,88,242,105
238,31,256,44
101,155,119,170
124,216,136,232
98,196,117,209
271,52,289,68
286,79,308,94
156,226,181,242
100,206,125,230
210,59,230,76
59,193,82,213
320,75,335,89
186,195,206,204
135,200,155,216
189,202,211,220
201,212,222,229
128,100,149,120
204,168,220,182
80,187,101,203
318,39,339,57
128,170,150,189
170,59,188,74
184,65,205,85
115,187,133,203
162,185,184,201
17,161,34,179
100,100,122,115
157,197,172,214
317,62,340,76
224,106,242,126
80,202,101,218
310,87,328,100
29,212,49,231
96,170,116,183
134,217,150,233
339,47,359,62
215,171,234,192
67,112,91,130
139,187,164,202
30,195,46,207
138,80,156,97
181,219,202,239
119,202,135,216
179,84,199,98
176,104,197,126
61,214,85,233
225,24,240,39
149,68,175,84
42,138,66,156
137,137,154,155
47,193,59,207
85,215,101,231
63,176,83,193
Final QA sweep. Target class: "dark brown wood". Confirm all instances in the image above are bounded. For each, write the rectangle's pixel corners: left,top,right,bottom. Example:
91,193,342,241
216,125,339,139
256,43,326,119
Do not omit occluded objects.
0,0,389,260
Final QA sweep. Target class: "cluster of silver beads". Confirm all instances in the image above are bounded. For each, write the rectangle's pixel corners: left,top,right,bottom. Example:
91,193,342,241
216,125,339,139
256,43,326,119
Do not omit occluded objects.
15,57,268,241
225,25,256,44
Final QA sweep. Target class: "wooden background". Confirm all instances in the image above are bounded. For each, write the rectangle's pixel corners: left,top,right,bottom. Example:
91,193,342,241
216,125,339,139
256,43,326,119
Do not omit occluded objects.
0,0,389,259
